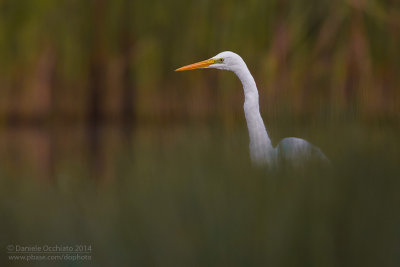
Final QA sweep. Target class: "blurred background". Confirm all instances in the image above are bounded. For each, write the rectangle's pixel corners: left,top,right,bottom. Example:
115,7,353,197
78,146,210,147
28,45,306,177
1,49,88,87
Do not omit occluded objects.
0,0,399,266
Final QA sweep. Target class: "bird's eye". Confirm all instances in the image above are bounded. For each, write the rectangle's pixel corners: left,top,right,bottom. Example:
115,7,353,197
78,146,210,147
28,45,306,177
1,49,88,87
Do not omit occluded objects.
220,58,224,63
216,58,224,63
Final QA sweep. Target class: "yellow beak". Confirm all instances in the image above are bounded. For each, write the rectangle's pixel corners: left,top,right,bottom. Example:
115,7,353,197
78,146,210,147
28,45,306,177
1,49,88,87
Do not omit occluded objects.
175,59,215,71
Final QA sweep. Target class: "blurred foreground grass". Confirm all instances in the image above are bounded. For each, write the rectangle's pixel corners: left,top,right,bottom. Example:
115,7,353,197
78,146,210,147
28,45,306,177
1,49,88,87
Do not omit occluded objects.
0,118,399,266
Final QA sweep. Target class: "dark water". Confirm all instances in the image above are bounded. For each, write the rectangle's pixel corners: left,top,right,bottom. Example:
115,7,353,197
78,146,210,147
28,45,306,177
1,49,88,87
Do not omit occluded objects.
0,120,399,266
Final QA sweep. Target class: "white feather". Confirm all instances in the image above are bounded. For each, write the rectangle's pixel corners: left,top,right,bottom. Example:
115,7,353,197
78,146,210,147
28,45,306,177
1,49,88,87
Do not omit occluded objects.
208,51,330,168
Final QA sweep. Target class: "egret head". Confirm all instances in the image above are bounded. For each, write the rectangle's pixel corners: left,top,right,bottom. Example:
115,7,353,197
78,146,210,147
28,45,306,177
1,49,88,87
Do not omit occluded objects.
175,51,245,73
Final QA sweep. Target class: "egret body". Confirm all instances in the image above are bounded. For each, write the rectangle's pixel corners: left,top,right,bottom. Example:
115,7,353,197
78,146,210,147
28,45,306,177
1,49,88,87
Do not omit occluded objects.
176,51,329,168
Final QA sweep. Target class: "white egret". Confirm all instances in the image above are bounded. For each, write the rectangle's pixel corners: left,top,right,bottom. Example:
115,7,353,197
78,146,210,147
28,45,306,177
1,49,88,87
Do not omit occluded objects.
176,51,329,168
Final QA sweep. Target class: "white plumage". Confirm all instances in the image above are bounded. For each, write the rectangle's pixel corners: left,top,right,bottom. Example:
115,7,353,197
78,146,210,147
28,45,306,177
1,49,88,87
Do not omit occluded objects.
176,51,329,168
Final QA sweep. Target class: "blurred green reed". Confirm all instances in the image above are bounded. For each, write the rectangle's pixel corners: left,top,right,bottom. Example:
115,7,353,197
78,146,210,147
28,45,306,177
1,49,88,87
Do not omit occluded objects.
0,120,399,266
0,0,399,124
0,0,399,266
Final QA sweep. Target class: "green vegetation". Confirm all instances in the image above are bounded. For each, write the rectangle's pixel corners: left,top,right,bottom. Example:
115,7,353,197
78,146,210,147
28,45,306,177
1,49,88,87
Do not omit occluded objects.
0,1,399,266
0,0,399,123
0,122,399,266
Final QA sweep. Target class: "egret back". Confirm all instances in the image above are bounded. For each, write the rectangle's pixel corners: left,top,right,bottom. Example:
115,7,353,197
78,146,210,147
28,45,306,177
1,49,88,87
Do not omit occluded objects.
276,137,330,167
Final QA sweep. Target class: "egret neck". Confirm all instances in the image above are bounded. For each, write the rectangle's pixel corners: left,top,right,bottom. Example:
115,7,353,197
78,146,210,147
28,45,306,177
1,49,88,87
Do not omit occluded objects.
175,51,329,168
234,63,276,165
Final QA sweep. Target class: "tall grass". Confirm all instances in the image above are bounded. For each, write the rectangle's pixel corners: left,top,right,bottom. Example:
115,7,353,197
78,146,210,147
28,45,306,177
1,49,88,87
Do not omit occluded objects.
0,0,399,124
0,121,399,266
